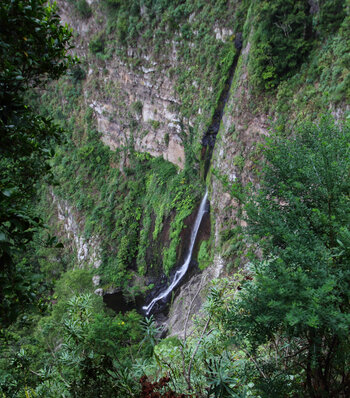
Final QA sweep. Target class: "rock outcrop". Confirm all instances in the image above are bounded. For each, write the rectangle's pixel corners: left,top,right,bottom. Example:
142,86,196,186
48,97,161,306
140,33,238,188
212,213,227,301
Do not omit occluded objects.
51,191,102,269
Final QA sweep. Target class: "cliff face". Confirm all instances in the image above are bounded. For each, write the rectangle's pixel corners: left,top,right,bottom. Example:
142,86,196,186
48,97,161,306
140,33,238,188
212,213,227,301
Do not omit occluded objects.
43,0,349,333
58,0,186,169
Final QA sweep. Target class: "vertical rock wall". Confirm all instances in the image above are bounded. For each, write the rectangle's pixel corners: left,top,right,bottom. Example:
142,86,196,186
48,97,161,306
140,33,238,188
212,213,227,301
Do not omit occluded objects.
58,0,186,168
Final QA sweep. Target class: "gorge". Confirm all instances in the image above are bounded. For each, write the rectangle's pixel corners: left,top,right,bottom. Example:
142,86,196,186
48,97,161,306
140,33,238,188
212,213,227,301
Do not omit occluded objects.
1,0,349,397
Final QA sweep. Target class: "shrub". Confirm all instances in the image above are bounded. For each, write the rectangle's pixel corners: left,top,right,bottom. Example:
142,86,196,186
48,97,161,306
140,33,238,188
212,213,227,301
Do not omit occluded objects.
250,0,313,90
70,65,86,83
316,0,346,35
76,0,92,19
198,240,210,270
131,100,143,115
89,33,105,54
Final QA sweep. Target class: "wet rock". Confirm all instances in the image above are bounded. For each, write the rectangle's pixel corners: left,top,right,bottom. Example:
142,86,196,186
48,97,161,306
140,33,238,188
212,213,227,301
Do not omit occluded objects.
92,275,101,286
103,288,140,314
94,288,104,296
234,32,243,50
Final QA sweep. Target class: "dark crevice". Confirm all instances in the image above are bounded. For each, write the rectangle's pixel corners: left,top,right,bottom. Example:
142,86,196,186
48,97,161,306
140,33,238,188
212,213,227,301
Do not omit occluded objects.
202,33,242,178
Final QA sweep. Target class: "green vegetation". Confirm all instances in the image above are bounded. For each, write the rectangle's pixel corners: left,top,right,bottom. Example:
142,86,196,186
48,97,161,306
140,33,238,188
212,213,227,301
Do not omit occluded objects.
0,290,151,397
89,32,105,54
75,0,92,19
132,118,350,398
0,0,74,328
48,124,201,283
227,117,350,396
1,0,350,397
316,0,346,35
248,0,347,91
198,240,211,270
82,0,247,154
249,0,313,90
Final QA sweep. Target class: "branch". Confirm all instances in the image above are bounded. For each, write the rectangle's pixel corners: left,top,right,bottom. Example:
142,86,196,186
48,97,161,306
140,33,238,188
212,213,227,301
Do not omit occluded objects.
186,315,212,391
241,347,267,380
184,275,205,341
161,360,179,392
29,369,42,377
180,343,188,390
282,346,308,360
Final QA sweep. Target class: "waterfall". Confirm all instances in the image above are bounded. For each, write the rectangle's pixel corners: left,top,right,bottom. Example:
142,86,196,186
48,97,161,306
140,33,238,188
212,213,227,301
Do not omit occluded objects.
143,190,209,315
142,38,242,317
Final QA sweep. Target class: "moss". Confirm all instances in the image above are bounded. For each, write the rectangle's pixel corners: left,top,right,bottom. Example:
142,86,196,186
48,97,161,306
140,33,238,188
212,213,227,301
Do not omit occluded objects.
198,240,211,270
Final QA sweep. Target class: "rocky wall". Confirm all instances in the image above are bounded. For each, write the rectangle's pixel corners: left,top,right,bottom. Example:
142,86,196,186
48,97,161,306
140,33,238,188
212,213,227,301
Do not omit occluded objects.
58,0,186,168
50,191,102,270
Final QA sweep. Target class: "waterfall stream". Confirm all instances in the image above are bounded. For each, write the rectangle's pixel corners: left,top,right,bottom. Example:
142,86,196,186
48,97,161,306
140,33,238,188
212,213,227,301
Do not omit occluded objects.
143,190,209,315
142,37,242,316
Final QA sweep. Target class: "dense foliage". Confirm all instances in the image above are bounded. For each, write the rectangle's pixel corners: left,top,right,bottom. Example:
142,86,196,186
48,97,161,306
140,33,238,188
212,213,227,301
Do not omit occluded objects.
249,0,312,89
0,0,74,327
227,118,350,397
0,288,148,397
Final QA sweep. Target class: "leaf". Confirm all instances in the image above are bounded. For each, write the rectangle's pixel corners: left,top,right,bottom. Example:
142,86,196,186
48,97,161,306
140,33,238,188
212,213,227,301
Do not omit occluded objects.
2,189,12,197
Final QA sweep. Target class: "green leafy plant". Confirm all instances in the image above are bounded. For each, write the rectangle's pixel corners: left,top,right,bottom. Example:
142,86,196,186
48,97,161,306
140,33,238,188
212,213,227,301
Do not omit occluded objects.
89,33,105,54
198,240,210,270
0,0,75,327
227,117,350,396
249,0,313,90
75,0,92,19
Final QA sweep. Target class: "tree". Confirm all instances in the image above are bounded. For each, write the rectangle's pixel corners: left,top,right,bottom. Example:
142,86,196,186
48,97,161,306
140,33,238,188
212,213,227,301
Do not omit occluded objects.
0,292,145,397
227,117,350,397
0,0,75,327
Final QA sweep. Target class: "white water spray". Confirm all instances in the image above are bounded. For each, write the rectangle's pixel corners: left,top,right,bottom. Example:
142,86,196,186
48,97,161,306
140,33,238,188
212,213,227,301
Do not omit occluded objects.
143,190,209,315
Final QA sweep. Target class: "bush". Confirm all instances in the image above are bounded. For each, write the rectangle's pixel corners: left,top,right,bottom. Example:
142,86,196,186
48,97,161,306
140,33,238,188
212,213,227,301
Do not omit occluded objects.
250,0,313,90
131,100,143,115
316,0,346,35
89,33,105,54
70,65,86,83
198,240,210,270
76,0,92,19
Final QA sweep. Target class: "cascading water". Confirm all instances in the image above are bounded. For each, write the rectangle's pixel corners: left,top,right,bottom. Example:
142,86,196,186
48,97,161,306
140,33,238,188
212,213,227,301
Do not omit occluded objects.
143,190,209,315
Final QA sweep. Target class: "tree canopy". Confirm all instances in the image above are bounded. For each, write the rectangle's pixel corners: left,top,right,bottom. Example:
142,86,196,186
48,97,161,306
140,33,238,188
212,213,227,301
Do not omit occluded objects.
0,0,75,328
228,117,350,397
